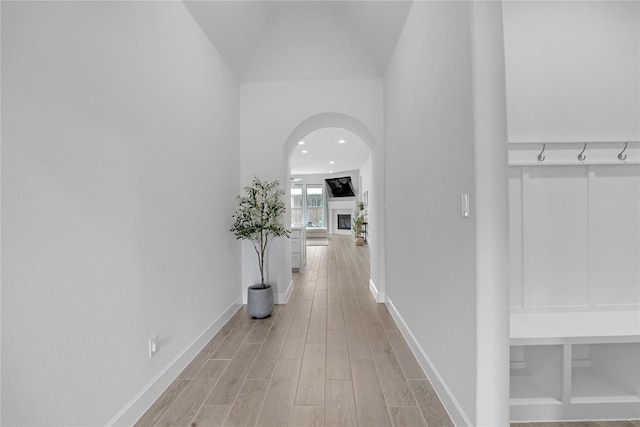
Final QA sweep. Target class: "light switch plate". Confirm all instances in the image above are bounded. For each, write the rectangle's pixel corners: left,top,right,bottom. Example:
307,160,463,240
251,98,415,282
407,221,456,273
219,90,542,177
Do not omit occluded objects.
461,194,470,218
149,335,159,358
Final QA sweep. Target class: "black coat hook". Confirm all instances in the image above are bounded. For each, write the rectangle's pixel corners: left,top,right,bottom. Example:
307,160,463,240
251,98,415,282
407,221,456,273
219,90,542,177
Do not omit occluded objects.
537,144,546,162
618,143,628,161
577,143,587,161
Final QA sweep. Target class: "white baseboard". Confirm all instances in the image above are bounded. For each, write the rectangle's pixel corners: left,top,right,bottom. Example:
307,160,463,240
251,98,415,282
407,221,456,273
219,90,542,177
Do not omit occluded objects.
106,301,242,426
369,278,384,303
385,298,473,427
275,280,294,304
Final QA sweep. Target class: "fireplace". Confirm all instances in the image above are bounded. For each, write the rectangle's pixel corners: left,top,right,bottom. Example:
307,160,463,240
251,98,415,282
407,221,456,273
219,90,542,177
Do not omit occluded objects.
337,214,351,230
329,200,356,235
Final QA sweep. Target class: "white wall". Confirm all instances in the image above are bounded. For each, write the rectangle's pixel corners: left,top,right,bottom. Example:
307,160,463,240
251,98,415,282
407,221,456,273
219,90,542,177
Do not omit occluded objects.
503,0,640,143
359,157,374,244
384,2,478,424
1,2,241,425
239,79,383,303
242,1,380,82
468,2,510,423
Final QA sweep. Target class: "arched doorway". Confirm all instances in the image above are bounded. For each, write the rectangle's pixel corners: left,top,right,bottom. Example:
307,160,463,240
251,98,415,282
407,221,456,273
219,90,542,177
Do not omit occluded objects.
282,113,386,303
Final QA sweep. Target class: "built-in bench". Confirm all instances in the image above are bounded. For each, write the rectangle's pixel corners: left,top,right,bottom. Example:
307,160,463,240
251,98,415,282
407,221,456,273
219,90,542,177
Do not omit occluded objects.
510,309,640,422
306,226,327,239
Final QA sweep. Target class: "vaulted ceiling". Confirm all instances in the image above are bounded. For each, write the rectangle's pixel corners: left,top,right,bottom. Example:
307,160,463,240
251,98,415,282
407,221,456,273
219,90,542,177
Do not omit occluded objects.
184,1,411,175
183,1,413,82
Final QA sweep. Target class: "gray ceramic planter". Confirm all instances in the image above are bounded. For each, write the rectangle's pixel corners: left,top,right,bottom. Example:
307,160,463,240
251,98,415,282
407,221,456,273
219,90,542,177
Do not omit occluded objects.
247,284,274,318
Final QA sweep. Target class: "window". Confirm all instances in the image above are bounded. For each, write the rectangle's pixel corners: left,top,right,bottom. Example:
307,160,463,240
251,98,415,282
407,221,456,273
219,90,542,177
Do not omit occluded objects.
306,186,324,226
290,184,325,227
291,186,303,226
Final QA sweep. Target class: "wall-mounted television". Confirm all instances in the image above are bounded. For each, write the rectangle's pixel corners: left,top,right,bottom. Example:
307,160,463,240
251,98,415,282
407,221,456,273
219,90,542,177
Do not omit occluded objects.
325,176,355,198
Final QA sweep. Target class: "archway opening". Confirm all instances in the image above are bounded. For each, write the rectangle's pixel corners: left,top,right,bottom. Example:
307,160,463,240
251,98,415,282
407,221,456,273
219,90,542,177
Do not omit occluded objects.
290,127,369,234
281,113,386,303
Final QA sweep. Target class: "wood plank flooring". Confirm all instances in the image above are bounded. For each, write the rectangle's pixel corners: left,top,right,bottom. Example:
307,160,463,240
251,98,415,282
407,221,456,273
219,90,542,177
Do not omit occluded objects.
135,235,451,427
134,234,640,427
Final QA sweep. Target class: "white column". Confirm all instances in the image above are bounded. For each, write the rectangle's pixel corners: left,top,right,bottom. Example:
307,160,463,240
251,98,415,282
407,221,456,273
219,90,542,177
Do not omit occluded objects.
471,1,510,425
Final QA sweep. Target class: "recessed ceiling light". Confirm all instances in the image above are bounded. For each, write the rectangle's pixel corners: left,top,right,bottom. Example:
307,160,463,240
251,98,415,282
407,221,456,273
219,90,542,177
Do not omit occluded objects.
329,171,334,173
329,161,335,164
298,140,305,145
338,139,346,144
302,150,308,154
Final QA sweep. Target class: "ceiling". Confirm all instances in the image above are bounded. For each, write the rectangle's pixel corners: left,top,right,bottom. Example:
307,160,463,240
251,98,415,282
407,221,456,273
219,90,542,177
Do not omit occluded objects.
183,1,413,81
183,1,407,175
290,127,370,176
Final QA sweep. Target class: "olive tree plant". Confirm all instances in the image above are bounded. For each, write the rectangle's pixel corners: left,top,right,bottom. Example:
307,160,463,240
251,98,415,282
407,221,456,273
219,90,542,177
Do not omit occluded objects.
230,177,290,288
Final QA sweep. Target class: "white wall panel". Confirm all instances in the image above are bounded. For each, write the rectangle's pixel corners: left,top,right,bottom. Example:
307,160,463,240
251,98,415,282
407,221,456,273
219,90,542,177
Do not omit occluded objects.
510,164,640,310
589,166,640,306
522,167,589,307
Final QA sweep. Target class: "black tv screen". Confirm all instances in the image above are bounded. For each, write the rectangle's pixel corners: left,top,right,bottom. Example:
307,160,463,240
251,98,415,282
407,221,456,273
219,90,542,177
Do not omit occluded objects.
325,176,355,197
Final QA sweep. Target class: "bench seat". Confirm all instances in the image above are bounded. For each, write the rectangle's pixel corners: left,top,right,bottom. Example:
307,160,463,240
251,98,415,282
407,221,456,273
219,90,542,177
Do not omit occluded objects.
306,227,327,239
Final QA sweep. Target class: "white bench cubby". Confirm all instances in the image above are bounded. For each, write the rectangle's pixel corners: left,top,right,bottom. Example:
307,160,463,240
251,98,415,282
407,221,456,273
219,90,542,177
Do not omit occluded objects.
510,310,640,422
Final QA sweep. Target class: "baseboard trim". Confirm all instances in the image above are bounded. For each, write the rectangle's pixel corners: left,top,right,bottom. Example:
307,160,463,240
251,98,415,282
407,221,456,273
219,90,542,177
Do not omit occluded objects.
385,297,473,427
106,301,242,426
369,278,383,303
275,280,294,304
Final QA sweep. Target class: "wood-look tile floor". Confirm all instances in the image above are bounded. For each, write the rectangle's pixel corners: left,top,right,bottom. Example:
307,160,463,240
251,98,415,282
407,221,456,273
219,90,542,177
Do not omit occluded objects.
135,234,453,427
135,234,640,427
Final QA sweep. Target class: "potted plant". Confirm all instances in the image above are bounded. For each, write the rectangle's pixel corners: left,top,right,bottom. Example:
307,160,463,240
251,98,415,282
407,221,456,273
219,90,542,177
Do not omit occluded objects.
352,201,366,246
230,177,290,318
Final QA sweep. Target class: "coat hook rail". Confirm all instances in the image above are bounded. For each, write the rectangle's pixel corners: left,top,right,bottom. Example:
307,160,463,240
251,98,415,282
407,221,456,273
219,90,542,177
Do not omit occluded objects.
577,143,587,161
618,143,628,161
537,144,546,162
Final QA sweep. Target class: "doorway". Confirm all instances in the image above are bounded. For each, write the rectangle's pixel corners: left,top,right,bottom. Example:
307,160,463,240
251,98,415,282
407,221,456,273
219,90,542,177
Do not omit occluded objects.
282,113,386,303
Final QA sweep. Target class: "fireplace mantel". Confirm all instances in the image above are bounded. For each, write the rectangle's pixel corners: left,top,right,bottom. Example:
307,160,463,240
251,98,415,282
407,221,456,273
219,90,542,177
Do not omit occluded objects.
328,200,356,235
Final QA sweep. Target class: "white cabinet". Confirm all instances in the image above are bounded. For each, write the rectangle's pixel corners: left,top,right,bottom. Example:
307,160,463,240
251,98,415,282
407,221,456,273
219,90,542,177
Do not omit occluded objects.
506,129,640,420
508,153,640,421
291,226,306,272
510,311,640,421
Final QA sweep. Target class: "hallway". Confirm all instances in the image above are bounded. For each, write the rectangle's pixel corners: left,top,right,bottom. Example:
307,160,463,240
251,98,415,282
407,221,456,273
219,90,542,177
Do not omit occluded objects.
135,235,453,427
